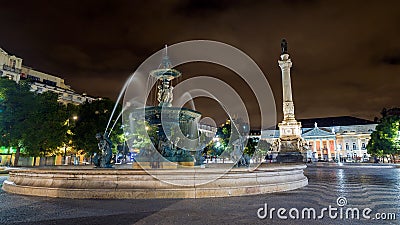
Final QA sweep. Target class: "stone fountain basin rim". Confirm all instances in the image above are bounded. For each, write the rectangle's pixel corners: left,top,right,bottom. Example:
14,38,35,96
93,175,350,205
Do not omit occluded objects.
3,164,308,199
6,163,306,174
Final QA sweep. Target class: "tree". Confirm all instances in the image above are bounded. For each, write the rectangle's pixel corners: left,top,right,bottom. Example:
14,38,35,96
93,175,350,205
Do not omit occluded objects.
127,119,154,150
367,110,400,162
62,103,80,158
256,139,272,161
0,78,37,165
21,92,69,164
210,119,232,157
244,137,258,156
72,98,123,157
0,78,70,165
209,118,253,159
257,139,272,153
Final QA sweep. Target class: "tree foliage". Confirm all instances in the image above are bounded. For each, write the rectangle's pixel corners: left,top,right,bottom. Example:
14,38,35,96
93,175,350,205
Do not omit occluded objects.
367,108,400,159
0,79,34,165
257,139,272,153
209,118,255,158
244,137,258,155
0,78,68,165
209,120,231,157
72,98,123,156
0,78,126,165
22,92,68,158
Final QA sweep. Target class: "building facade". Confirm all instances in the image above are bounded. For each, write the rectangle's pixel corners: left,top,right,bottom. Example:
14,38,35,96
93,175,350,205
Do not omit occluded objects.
0,48,22,83
260,116,377,162
0,47,96,104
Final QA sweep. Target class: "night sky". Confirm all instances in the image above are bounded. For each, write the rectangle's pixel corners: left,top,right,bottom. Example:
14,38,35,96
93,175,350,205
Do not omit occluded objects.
1,0,400,128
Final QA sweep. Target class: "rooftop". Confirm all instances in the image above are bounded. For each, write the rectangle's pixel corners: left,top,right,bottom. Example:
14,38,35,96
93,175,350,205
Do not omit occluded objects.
298,116,375,128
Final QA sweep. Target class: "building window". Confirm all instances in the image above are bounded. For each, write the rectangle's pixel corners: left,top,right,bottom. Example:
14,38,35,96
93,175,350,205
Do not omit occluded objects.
27,75,40,82
362,143,366,150
10,59,16,68
353,143,356,150
345,143,349,150
43,79,57,87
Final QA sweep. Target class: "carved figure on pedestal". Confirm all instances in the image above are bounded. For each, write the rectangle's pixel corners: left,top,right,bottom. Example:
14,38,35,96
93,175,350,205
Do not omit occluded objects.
157,82,173,105
94,132,113,168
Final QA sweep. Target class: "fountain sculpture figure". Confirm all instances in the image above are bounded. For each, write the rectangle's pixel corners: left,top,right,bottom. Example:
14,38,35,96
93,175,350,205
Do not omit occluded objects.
93,133,113,168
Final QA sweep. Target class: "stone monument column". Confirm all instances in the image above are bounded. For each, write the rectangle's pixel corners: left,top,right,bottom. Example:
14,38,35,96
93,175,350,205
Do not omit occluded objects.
279,52,295,121
276,39,304,163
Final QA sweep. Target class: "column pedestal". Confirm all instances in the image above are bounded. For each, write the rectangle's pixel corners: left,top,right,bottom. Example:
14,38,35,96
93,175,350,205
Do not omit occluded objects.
276,151,303,163
276,138,304,163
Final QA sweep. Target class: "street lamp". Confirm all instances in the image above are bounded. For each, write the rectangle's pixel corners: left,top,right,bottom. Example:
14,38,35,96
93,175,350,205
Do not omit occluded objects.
64,115,78,165
64,143,67,165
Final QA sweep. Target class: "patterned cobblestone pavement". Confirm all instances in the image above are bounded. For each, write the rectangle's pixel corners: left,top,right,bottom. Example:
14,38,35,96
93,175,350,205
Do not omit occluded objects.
0,165,399,225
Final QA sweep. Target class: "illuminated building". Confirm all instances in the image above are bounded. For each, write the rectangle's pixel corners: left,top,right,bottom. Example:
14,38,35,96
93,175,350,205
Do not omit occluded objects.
0,47,97,104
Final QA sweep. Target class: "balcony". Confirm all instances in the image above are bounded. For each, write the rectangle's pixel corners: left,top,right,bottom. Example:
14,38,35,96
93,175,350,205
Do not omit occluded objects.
2,64,21,74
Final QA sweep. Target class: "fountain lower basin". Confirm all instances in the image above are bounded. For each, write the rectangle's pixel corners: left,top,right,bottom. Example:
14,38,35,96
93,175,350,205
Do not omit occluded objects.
2,164,307,199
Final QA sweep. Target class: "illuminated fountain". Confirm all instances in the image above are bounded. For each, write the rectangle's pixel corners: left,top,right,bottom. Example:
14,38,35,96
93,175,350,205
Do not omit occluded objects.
3,41,308,199
128,46,203,168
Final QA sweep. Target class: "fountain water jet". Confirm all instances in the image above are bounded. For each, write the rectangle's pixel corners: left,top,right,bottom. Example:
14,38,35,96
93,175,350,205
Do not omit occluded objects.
104,75,134,135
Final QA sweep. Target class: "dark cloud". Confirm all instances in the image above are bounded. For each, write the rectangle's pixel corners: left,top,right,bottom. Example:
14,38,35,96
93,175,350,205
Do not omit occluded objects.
1,0,400,128
381,51,400,65
175,0,234,16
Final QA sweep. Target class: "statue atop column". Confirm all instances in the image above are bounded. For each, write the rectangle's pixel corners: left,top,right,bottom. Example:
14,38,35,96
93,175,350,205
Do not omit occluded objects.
281,39,288,54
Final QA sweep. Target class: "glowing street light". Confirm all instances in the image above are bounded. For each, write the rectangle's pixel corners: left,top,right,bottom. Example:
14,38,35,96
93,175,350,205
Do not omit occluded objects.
64,115,78,165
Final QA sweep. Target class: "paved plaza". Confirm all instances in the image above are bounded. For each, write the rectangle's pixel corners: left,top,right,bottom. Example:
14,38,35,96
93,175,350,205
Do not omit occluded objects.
0,164,399,225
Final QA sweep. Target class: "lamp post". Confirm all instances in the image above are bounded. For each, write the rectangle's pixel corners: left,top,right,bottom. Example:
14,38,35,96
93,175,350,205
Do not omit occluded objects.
64,116,78,165
64,143,67,165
